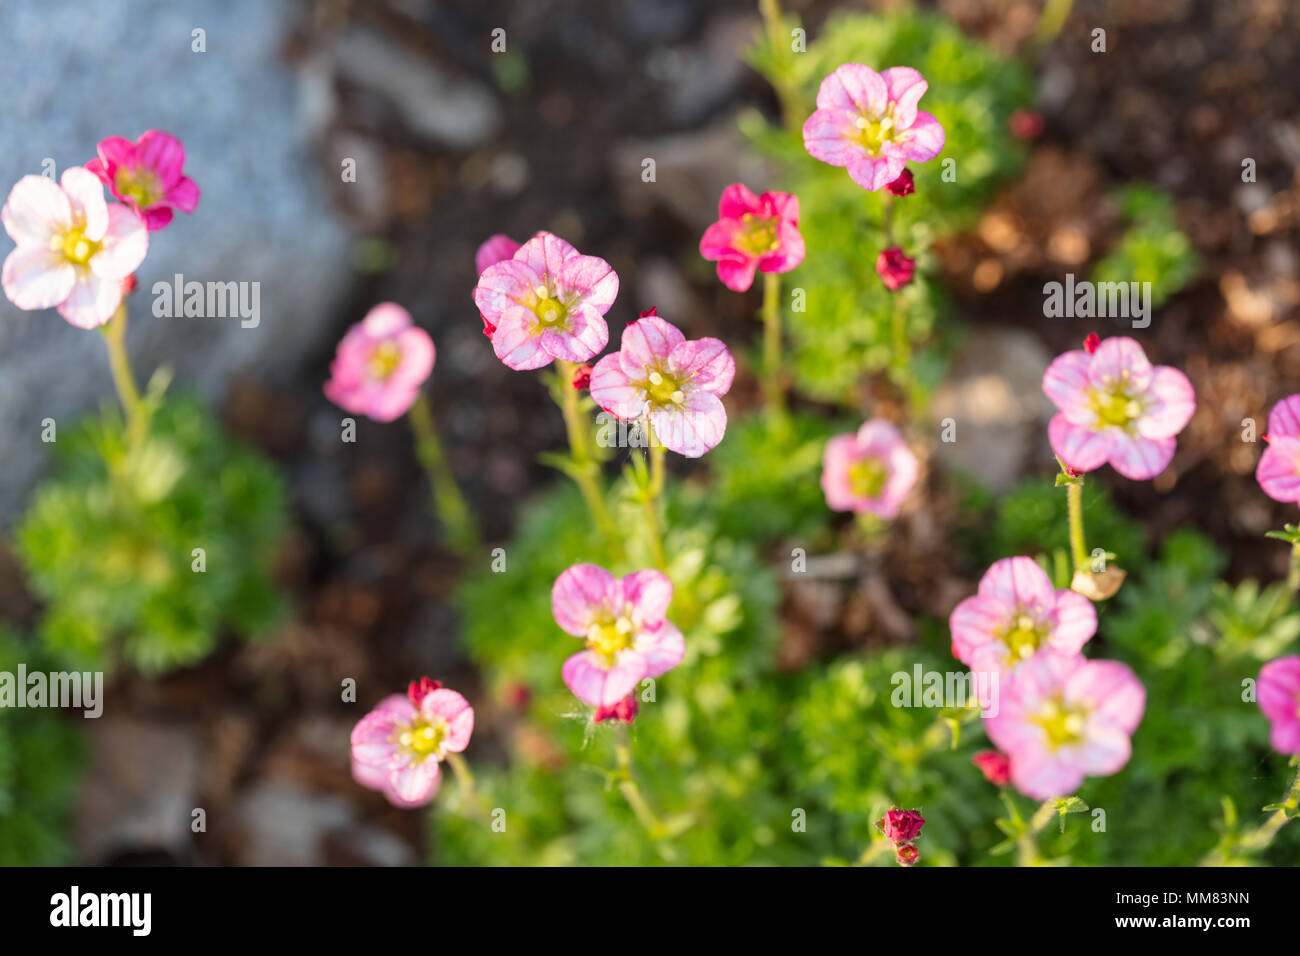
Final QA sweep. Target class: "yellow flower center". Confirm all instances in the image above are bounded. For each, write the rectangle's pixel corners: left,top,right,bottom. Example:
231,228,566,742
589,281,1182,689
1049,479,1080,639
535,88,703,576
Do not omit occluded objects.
1031,697,1088,750
644,369,686,407
852,111,897,156
368,341,403,380
59,226,100,266
531,287,569,328
586,614,635,668
997,612,1049,662
115,167,162,209
1088,381,1143,430
848,458,888,498
398,716,447,760
736,213,780,257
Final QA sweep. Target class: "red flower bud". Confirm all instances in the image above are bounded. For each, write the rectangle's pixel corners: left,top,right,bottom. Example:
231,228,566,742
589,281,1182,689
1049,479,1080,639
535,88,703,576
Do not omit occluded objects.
895,843,920,867
406,677,443,708
1083,332,1101,354
121,273,138,296
876,807,925,844
593,693,639,724
886,169,915,197
876,247,916,291
972,750,1012,786
639,307,659,318
481,315,497,338
571,364,593,390
1008,109,1045,140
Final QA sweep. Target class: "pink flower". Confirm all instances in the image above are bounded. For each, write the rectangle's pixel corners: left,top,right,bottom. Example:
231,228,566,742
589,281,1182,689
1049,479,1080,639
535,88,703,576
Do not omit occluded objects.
876,808,925,844
588,310,734,458
802,64,946,192
323,302,435,422
350,678,474,808
949,557,1097,676
972,750,1012,786
820,419,918,518
1258,656,1300,756
698,183,805,292
473,231,618,371
1042,335,1196,480
1,169,148,329
1256,395,1300,502
985,653,1145,800
84,131,200,231
552,564,685,709
475,233,520,275
876,246,916,290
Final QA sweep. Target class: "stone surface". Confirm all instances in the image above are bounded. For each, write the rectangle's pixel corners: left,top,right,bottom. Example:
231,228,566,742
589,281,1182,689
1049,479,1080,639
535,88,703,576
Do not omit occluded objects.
0,0,354,518
929,328,1055,493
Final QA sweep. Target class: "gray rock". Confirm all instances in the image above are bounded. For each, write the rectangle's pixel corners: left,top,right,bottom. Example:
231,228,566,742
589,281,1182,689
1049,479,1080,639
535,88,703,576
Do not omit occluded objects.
930,328,1055,493
76,716,201,864
0,0,354,518
232,781,353,867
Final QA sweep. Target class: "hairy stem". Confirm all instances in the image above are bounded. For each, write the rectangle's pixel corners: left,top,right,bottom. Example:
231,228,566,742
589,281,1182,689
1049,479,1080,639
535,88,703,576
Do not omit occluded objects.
760,272,789,429
554,360,620,551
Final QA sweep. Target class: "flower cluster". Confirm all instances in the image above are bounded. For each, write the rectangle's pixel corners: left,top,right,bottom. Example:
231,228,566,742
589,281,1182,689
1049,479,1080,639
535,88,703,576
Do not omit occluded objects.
2,130,197,329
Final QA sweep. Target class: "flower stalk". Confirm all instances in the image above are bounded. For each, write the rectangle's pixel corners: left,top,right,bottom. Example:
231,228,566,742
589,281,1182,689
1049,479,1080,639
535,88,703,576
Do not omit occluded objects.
99,303,148,451
408,393,478,554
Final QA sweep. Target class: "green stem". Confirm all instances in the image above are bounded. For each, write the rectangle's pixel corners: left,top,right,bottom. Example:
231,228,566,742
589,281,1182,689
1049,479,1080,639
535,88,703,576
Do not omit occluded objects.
1066,478,1088,574
759,272,789,430
757,0,801,133
853,839,895,867
1032,0,1075,51
554,360,620,552
1016,798,1060,867
1206,762,1300,863
1288,543,1300,593
614,724,674,858
640,422,668,570
99,303,146,450
408,393,478,553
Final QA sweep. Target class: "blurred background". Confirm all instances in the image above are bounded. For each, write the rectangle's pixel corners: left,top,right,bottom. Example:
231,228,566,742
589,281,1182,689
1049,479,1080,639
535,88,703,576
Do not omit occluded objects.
1,0,1298,865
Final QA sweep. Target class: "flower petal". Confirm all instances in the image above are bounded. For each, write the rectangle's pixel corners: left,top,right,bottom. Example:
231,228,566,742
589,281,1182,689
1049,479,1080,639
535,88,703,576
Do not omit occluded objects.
650,389,727,457
1048,414,1112,474
1,175,71,244
1107,431,1176,481
619,314,686,376
552,564,618,636
1138,366,1195,439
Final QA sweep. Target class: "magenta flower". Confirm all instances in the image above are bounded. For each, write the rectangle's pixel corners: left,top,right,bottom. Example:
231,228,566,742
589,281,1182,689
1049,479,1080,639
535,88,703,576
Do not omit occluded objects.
875,246,916,290
972,750,1012,786
1258,656,1300,756
950,557,1097,676
350,678,474,808
472,231,618,371
323,302,435,422
985,653,1145,800
588,309,734,458
1042,335,1196,480
876,808,925,844
820,419,918,518
475,233,520,275
698,183,805,292
552,564,685,709
1,168,148,329
84,131,200,231
1256,395,1300,502
802,64,946,192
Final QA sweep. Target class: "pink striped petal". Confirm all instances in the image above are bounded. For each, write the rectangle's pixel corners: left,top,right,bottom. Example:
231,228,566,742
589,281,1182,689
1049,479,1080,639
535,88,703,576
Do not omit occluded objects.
552,564,618,636
1048,414,1112,474
1107,431,1176,481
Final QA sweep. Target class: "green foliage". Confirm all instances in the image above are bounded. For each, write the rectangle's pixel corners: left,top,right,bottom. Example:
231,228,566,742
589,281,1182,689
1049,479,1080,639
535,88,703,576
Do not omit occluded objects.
706,410,843,544
1091,185,1198,308
746,9,1034,403
16,394,287,675
0,630,85,865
